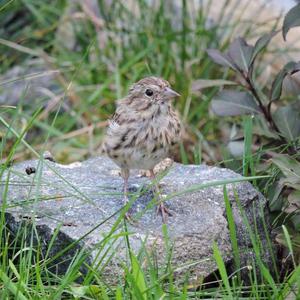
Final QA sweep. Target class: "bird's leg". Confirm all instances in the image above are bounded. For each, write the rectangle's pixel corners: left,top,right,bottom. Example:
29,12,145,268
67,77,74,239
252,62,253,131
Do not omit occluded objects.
121,168,132,221
149,169,172,223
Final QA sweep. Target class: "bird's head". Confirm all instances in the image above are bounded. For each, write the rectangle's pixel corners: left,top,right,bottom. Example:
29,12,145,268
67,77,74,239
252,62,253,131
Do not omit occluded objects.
127,77,180,107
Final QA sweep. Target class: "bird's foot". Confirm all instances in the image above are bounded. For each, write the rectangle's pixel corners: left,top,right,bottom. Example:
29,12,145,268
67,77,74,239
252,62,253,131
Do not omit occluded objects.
123,197,136,224
156,202,172,223
124,211,136,224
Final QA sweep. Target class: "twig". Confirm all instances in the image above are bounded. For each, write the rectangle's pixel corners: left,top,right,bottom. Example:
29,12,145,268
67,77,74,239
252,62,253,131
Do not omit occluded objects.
244,75,279,133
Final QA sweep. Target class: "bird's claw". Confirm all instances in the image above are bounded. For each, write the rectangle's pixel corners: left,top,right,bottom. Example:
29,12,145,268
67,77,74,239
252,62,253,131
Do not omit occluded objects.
156,203,172,223
124,211,136,224
123,197,136,224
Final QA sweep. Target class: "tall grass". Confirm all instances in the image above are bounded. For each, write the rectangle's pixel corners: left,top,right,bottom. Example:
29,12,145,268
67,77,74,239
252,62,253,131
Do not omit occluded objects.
0,0,282,164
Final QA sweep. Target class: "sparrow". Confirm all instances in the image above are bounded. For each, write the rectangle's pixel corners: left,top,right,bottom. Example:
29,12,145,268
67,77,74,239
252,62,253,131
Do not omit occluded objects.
102,76,182,222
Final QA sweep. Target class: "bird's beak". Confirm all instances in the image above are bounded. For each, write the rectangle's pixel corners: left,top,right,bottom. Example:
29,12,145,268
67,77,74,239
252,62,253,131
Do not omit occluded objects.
163,87,180,98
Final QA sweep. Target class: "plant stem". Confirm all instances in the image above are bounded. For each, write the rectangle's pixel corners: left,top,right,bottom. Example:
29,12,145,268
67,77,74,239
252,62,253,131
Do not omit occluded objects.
246,78,269,119
245,76,279,132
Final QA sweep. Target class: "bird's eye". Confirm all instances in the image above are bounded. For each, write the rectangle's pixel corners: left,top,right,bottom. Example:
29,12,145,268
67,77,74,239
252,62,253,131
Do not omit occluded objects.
145,89,154,97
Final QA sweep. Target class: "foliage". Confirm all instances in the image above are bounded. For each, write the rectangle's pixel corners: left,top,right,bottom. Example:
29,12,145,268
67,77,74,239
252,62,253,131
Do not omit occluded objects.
201,3,300,262
0,0,281,163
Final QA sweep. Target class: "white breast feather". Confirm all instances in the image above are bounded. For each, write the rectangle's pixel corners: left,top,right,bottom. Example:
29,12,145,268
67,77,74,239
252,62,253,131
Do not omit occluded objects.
108,120,120,135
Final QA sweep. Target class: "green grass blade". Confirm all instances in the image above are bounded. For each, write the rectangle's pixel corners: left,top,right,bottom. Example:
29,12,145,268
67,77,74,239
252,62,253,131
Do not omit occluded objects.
0,269,28,300
223,185,240,281
282,225,296,268
243,115,254,178
130,252,148,300
212,241,233,298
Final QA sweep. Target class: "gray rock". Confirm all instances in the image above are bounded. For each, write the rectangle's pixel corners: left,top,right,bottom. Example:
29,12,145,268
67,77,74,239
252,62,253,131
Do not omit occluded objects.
1,156,273,284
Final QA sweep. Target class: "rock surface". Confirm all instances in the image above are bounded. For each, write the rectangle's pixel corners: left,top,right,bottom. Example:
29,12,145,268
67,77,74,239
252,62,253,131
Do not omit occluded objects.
1,156,272,284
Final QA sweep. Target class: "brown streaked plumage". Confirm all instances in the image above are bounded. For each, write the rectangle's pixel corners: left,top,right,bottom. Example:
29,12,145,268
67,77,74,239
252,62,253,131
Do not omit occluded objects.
102,76,182,222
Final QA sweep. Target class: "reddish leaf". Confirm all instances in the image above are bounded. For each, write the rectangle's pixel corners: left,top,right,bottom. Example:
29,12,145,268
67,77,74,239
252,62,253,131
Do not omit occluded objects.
272,105,300,141
250,31,278,65
207,49,237,70
191,79,237,92
227,37,253,72
283,3,300,41
270,62,300,101
211,90,261,116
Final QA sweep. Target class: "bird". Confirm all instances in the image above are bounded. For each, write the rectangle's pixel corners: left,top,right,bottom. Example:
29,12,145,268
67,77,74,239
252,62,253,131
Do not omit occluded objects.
102,76,182,222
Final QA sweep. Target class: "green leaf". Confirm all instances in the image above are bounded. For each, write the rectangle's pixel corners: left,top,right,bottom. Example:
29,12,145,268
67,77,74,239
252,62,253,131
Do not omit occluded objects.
207,49,237,70
283,3,300,41
228,37,253,72
191,79,237,92
250,31,278,64
211,90,261,116
131,252,147,300
100,286,110,300
272,154,300,183
271,62,300,101
69,285,102,298
272,105,300,141
116,286,123,300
